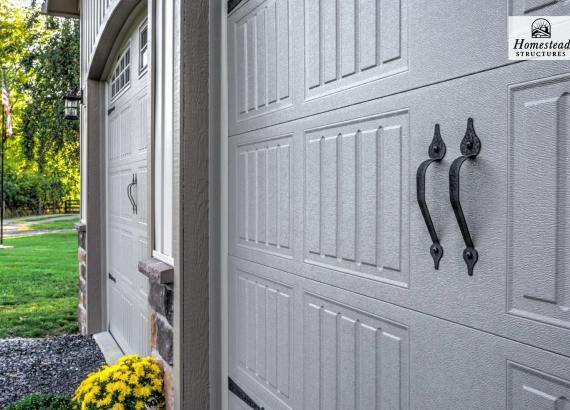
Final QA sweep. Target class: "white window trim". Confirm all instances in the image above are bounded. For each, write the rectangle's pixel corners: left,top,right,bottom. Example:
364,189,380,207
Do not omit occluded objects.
138,20,149,77
110,44,132,102
152,250,174,266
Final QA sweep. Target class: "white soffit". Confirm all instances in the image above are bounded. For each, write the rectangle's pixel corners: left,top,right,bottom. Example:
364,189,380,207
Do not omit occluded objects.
41,0,79,18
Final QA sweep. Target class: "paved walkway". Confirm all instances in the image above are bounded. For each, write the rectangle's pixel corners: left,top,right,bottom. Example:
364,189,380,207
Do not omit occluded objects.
0,336,106,408
4,228,75,237
3,214,79,237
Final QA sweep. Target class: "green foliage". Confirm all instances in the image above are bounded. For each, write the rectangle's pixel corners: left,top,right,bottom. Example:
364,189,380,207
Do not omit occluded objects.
5,393,72,410
0,232,79,337
3,171,64,213
0,1,79,214
20,12,80,170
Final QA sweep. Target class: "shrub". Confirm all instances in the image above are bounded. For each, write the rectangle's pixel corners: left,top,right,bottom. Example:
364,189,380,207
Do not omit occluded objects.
3,170,75,217
5,393,72,410
72,354,165,410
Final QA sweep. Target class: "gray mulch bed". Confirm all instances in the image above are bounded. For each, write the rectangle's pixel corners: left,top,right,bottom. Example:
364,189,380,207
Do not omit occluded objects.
0,336,106,409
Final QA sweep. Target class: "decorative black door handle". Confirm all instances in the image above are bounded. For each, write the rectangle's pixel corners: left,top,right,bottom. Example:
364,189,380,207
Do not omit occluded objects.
127,177,135,212
132,174,138,214
130,174,138,214
416,124,446,269
126,174,138,214
449,118,481,276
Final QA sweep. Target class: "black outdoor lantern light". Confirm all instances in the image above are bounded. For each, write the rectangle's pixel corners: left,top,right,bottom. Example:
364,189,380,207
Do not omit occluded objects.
62,90,82,120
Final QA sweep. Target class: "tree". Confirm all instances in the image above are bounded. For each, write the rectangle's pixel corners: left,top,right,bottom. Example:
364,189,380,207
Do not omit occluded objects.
21,14,79,172
0,0,79,215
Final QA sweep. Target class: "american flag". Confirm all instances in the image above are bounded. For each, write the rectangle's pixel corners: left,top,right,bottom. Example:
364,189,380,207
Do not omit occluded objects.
2,71,13,137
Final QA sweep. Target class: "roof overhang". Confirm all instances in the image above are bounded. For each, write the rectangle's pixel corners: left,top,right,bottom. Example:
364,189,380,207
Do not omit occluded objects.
41,0,80,18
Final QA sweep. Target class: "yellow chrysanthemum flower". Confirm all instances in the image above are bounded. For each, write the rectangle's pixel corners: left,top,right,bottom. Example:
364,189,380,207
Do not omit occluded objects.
152,378,163,390
133,363,145,377
97,394,112,407
73,355,164,409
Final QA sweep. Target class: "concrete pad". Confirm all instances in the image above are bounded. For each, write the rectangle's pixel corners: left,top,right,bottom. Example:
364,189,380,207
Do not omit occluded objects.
93,332,124,364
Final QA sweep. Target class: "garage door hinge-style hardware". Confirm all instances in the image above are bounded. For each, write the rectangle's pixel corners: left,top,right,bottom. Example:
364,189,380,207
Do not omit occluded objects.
127,174,138,214
108,273,116,282
449,117,482,276
416,124,446,269
228,377,265,410
107,106,115,115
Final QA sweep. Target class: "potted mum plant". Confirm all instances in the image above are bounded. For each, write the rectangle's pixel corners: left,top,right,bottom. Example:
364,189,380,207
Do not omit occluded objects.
72,354,165,410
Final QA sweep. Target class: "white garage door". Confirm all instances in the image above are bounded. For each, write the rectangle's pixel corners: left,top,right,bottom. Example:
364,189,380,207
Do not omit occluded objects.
106,17,150,355
226,0,570,409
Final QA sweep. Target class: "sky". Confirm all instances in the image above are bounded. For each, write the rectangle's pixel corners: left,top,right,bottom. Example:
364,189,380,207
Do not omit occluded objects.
13,0,35,8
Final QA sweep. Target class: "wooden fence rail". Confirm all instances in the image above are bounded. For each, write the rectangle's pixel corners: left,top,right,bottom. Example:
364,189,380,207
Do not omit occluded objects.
4,199,80,219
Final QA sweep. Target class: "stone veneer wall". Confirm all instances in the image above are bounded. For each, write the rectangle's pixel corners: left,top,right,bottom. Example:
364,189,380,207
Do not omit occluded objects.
138,258,175,410
76,223,88,335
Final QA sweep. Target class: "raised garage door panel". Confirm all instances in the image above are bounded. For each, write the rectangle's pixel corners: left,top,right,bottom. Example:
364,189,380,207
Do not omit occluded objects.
228,0,570,135
229,60,570,359
228,264,296,410
508,77,570,330
229,257,570,410
303,111,409,288
230,134,295,260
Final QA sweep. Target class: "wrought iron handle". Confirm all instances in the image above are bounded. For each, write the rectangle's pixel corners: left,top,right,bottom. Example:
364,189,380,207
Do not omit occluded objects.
449,118,481,276
127,177,135,213
126,174,138,214
129,174,138,214
416,124,446,269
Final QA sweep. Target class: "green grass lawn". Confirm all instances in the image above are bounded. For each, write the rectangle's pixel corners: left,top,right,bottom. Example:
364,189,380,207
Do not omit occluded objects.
29,217,80,231
0,232,79,338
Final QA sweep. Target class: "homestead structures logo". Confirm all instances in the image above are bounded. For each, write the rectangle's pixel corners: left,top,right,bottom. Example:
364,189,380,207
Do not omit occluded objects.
532,18,551,38
509,16,570,60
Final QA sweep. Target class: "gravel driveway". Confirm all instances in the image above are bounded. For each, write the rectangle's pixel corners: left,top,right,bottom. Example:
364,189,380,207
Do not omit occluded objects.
0,336,106,408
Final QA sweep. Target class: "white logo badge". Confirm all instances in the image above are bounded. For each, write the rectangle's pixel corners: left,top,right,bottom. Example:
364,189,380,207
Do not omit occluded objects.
509,16,570,60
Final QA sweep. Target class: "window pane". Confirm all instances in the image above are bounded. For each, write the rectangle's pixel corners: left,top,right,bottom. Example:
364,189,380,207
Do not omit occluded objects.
111,47,132,98
141,27,147,45
141,50,148,70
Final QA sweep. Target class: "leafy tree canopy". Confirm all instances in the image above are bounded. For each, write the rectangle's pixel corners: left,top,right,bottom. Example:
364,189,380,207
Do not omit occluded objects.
0,0,79,214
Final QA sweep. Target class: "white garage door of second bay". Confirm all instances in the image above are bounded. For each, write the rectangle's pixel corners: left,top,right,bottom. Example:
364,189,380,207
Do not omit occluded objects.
226,0,570,409
106,18,150,356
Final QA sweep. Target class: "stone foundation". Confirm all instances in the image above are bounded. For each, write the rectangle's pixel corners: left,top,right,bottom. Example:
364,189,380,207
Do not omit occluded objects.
139,258,174,410
75,223,88,335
